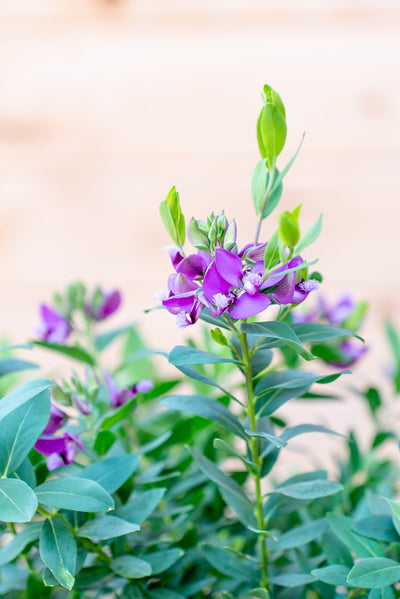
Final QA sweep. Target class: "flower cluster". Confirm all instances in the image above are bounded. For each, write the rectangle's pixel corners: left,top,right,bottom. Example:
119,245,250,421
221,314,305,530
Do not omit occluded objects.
32,285,122,344
293,292,367,367
104,371,154,408
157,216,319,328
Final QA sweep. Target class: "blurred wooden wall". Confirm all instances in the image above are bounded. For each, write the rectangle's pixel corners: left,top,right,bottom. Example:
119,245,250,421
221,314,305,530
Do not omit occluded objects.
1,1,399,416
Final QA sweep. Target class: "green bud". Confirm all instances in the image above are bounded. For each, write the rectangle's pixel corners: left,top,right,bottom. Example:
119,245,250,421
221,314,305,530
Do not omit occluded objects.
159,186,186,247
279,210,300,249
223,218,237,251
187,217,209,251
257,84,287,167
210,328,229,347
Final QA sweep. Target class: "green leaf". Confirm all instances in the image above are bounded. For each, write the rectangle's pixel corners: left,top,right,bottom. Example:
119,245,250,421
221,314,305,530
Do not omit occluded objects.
368,587,396,599
0,522,42,565
347,558,400,589
161,395,248,440
0,389,50,476
74,566,112,589
42,568,58,587
172,363,237,402
275,518,328,551
269,572,315,587
143,549,184,575
115,488,166,524
291,322,363,343
168,345,240,366
311,565,350,587
279,210,300,248
80,454,139,493
36,477,114,512
327,514,384,558
251,159,268,219
270,133,305,196
99,396,137,431
263,230,280,271
94,324,133,352
201,544,259,582
281,423,341,443
191,450,257,529
0,479,38,522
0,359,38,378
32,341,95,365
384,498,400,536
93,430,116,456
295,213,323,255
111,555,152,579
39,518,76,590
0,379,53,422
78,515,139,541
241,322,314,361
274,479,343,500
353,515,400,543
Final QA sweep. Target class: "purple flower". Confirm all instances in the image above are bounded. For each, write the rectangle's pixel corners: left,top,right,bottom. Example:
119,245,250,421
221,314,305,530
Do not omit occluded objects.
42,403,67,435
160,272,204,329
105,371,154,408
34,432,84,471
321,293,355,326
330,340,367,368
33,304,70,344
87,289,122,321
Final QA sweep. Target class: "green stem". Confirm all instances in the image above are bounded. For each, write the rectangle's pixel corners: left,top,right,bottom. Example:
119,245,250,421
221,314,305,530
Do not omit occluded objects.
254,163,276,246
239,331,269,592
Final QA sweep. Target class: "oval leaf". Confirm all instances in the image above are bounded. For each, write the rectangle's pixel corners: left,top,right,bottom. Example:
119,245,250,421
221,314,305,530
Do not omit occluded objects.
78,515,139,541
0,479,38,523
347,558,400,589
39,518,76,590
36,477,114,512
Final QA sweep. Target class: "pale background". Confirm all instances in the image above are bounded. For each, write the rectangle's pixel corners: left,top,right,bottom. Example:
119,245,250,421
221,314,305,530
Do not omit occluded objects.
1,0,400,462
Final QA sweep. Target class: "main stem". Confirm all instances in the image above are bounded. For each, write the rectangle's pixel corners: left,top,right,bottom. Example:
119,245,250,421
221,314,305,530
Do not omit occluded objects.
240,331,270,593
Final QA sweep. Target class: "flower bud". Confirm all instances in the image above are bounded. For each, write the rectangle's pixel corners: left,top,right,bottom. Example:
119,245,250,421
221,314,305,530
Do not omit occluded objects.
159,186,186,248
257,84,287,167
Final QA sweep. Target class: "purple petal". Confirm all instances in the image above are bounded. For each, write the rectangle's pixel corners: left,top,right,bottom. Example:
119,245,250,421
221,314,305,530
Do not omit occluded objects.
176,254,209,279
261,262,288,289
96,290,122,319
47,453,65,471
163,292,197,315
165,245,184,268
202,262,232,303
215,249,242,286
229,292,271,320
325,293,355,325
174,273,199,295
35,436,67,456
42,403,67,435
135,379,154,394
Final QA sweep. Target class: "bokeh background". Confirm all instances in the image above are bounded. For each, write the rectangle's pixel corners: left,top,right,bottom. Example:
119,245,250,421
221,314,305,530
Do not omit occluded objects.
1,0,400,455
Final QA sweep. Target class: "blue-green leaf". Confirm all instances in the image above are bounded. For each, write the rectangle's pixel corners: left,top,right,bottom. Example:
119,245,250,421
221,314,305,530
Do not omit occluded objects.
111,555,151,579
327,514,384,558
80,454,139,494
77,515,139,541
191,450,257,529
274,479,343,500
0,379,53,422
143,549,184,575
291,322,363,343
311,565,350,587
347,558,400,589
0,389,50,476
0,479,38,523
115,488,166,524
269,572,315,587
36,477,114,512
168,345,240,366
0,522,42,565
161,395,248,440
368,587,396,599
94,324,133,352
39,518,76,590
295,213,323,255
33,341,95,365
353,515,400,543
275,518,328,551
242,321,314,361
201,544,259,582
0,359,38,378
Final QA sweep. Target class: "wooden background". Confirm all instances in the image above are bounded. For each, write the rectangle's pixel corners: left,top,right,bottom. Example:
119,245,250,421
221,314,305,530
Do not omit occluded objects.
1,0,400,461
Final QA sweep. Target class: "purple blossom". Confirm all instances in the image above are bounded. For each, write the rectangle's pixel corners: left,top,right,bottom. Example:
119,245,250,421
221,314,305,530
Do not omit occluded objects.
33,304,70,344
42,403,67,435
105,371,154,408
87,289,122,321
321,293,355,326
34,432,84,471
331,340,367,368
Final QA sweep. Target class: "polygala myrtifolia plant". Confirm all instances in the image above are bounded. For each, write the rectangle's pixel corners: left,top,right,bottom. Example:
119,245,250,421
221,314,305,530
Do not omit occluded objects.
0,283,241,598
156,84,400,598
